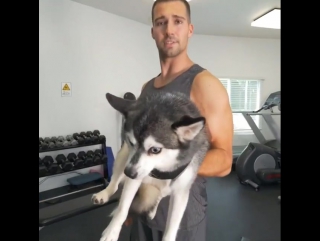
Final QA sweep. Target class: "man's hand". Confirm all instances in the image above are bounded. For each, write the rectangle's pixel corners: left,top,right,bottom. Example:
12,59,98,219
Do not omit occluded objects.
191,71,233,177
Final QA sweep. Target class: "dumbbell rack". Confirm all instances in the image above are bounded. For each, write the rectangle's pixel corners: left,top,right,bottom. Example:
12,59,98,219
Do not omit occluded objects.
39,132,115,229
39,141,108,178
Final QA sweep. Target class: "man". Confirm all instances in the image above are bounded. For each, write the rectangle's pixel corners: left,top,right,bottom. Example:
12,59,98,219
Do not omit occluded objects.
129,0,233,240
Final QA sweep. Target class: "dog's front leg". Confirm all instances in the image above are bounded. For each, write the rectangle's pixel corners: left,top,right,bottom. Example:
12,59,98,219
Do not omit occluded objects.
92,143,129,205
162,189,190,241
100,178,141,241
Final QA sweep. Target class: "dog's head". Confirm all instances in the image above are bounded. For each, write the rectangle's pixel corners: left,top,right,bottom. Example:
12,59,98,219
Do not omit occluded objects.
106,92,206,180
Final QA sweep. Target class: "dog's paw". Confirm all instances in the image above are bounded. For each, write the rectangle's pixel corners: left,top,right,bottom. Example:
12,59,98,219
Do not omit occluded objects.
92,191,109,205
100,225,121,241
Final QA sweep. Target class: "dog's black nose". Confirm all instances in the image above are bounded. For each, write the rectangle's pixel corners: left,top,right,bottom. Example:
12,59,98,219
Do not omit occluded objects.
124,167,138,179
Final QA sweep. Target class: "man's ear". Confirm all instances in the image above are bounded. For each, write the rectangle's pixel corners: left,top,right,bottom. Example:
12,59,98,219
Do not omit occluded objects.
172,115,206,141
188,23,194,38
151,27,155,39
106,93,136,116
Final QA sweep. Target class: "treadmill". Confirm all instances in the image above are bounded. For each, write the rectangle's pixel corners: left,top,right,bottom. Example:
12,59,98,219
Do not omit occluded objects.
232,91,281,166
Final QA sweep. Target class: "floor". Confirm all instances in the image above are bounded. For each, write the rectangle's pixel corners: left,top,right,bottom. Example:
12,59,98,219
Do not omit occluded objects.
39,171,281,241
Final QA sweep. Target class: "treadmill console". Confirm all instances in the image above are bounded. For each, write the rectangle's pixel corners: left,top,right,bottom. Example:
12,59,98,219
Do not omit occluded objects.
254,91,281,112
264,91,280,107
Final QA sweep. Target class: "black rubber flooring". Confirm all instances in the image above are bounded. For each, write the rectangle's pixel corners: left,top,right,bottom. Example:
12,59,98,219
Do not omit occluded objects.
39,171,280,241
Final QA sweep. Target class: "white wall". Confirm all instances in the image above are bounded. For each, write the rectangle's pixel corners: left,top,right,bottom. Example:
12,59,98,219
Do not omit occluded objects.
39,0,160,191
40,0,280,165
39,0,160,156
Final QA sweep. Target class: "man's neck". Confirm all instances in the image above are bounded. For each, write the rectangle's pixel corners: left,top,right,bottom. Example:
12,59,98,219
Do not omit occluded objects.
158,52,194,84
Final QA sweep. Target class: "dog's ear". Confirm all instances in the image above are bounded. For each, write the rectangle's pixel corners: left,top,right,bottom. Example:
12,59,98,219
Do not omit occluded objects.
106,93,136,115
171,115,206,141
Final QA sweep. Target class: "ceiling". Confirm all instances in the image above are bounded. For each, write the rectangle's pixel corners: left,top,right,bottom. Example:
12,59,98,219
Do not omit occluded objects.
71,0,280,39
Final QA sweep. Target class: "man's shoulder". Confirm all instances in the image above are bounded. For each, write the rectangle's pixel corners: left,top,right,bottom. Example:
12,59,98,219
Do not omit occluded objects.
192,69,223,92
141,82,148,91
141,76,157,93
141,79,152,91
190,69,229,107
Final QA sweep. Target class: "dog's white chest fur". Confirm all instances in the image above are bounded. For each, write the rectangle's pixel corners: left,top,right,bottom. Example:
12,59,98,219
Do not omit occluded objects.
143,176,171,189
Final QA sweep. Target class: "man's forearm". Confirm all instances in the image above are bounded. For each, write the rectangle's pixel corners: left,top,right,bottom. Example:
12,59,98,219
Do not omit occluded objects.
197,148,232,177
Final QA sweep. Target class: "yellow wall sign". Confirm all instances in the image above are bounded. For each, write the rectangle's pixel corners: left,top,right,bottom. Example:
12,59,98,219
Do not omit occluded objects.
63,84,70,90
61,82,72,97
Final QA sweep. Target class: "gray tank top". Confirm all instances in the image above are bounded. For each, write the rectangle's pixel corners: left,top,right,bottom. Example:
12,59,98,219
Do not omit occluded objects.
139,64,208,231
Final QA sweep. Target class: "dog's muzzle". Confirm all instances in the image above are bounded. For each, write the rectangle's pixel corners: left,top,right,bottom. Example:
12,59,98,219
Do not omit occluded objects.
124,166,138,179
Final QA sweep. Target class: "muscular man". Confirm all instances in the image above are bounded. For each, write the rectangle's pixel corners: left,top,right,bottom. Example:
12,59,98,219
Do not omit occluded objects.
129,0,233,240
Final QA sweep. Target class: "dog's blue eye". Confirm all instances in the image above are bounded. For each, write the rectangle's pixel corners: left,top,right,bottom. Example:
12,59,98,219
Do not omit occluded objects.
149,147,162,154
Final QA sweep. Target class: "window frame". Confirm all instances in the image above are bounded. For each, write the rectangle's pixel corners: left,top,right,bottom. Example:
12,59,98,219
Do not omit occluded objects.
218,77,263,135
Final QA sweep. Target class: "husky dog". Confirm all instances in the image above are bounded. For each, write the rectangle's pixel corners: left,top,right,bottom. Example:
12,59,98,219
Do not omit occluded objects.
92,91,210,241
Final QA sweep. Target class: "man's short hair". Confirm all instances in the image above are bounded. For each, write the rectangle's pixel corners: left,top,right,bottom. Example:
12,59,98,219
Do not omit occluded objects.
151,0,191,24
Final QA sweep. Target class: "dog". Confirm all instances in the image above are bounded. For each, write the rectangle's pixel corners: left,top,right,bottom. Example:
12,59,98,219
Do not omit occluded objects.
91,91,210,241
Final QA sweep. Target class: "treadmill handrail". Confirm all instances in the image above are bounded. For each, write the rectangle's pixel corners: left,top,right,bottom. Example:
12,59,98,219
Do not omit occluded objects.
232,111,280,116
232,111,280,144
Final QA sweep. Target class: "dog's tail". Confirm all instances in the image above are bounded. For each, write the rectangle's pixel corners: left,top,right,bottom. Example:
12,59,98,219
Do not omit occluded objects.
109,183,160,217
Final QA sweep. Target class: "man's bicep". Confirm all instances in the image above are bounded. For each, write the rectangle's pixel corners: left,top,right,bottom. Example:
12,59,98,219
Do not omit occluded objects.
192,73,233,155
207,95,233,154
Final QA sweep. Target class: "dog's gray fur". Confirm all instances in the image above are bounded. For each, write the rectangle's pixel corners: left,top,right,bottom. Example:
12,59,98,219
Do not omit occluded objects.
92,91,210,241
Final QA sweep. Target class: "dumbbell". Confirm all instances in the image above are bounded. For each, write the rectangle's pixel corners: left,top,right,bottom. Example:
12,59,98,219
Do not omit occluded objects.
66,135,78,146
45,137,55,148
44,137,55,149
39,157,47,177
78,151,93,166
86,131,99,143
52,136,73,147
42,156,59,174
56,136,71,147
56,154,73,172
39,138,48,150
55,136,65,147
93,149,107,164
93,130,106,143
72,133,85,145
67,153,84,169
87,150,94,158
86,150,95,166
79,132,92,144
55,135,77,147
